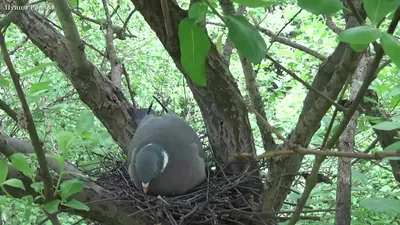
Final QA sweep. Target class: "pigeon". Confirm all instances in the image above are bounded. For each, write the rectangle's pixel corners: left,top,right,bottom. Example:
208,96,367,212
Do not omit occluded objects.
127,111,205,196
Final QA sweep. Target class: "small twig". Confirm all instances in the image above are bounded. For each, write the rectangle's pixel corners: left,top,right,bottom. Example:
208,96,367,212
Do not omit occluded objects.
122,8,137,32
265,9,302,54
265,54,347,112
0,99,18,122
122,64,136,107
351,138,379,165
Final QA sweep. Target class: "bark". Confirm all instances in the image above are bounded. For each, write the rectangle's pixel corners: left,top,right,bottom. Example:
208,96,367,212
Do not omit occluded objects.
335,56,370,225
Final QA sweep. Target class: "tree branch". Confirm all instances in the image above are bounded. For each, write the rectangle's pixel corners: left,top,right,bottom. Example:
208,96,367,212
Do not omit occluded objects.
207,21,327,61
335,56,369,225
265,54,347,112
52,0,89,70
0,134,145,225
102,0,123,88
0,99,18,122
235,146,400,161
0,31,60,225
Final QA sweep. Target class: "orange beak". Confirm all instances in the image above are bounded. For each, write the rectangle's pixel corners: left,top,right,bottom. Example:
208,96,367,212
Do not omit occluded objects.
142,182,149,194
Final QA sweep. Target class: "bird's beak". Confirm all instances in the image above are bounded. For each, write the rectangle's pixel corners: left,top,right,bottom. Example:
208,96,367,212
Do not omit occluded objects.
142,182,149,194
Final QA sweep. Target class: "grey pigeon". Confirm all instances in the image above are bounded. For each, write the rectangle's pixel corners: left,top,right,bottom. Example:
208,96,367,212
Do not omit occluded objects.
127,112,205,196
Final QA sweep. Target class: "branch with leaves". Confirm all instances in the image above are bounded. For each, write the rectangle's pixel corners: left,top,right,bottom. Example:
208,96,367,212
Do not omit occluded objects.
287,4,400,224
0,31,61,225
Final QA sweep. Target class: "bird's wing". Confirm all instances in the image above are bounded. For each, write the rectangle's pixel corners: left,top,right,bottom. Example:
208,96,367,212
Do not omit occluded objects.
162,113,206,160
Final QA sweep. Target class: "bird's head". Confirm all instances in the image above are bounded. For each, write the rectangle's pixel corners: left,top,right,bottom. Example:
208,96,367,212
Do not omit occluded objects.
135,143,168,194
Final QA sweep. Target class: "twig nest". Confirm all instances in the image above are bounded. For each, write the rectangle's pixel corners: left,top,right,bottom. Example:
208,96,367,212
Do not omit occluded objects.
96,161,265,225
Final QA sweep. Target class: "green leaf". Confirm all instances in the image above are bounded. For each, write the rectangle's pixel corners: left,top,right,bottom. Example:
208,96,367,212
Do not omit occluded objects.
216,33,224,54
43,200,60,214
232,0,279,8
360,198,400,215
188,2,208,23
31,182,44,193
75,111,94,133
29,81,51,94
364,0,400,24
384,141,400,151
352,170,368,186
60,179,83,201
70,0,78,7
63,199,89,211
20,62,57,77
225,15,266,64
2,178,25,190
10,153,34,179
372,121,400,130
45,154,65,169
381,32,400,68
24,207,32,222
298,0,343,15
23,195,33,205
350,43,368,52
178,18,210,87
0,158,8,184
56,131,77,155
0,78,10,87
338,25,381,44
80,131,93,139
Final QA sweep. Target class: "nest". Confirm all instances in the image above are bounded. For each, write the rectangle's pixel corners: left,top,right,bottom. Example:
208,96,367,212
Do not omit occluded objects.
96,160,268,225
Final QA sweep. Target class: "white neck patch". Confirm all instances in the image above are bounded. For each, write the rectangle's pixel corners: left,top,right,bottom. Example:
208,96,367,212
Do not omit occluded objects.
143,143,169,172
160,150,169,172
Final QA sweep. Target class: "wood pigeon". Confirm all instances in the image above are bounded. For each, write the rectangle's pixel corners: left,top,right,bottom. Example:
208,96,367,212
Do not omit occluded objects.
127,111,206,196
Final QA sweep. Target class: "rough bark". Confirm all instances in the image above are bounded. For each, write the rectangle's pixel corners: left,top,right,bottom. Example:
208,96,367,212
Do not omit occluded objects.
335,56,370,225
